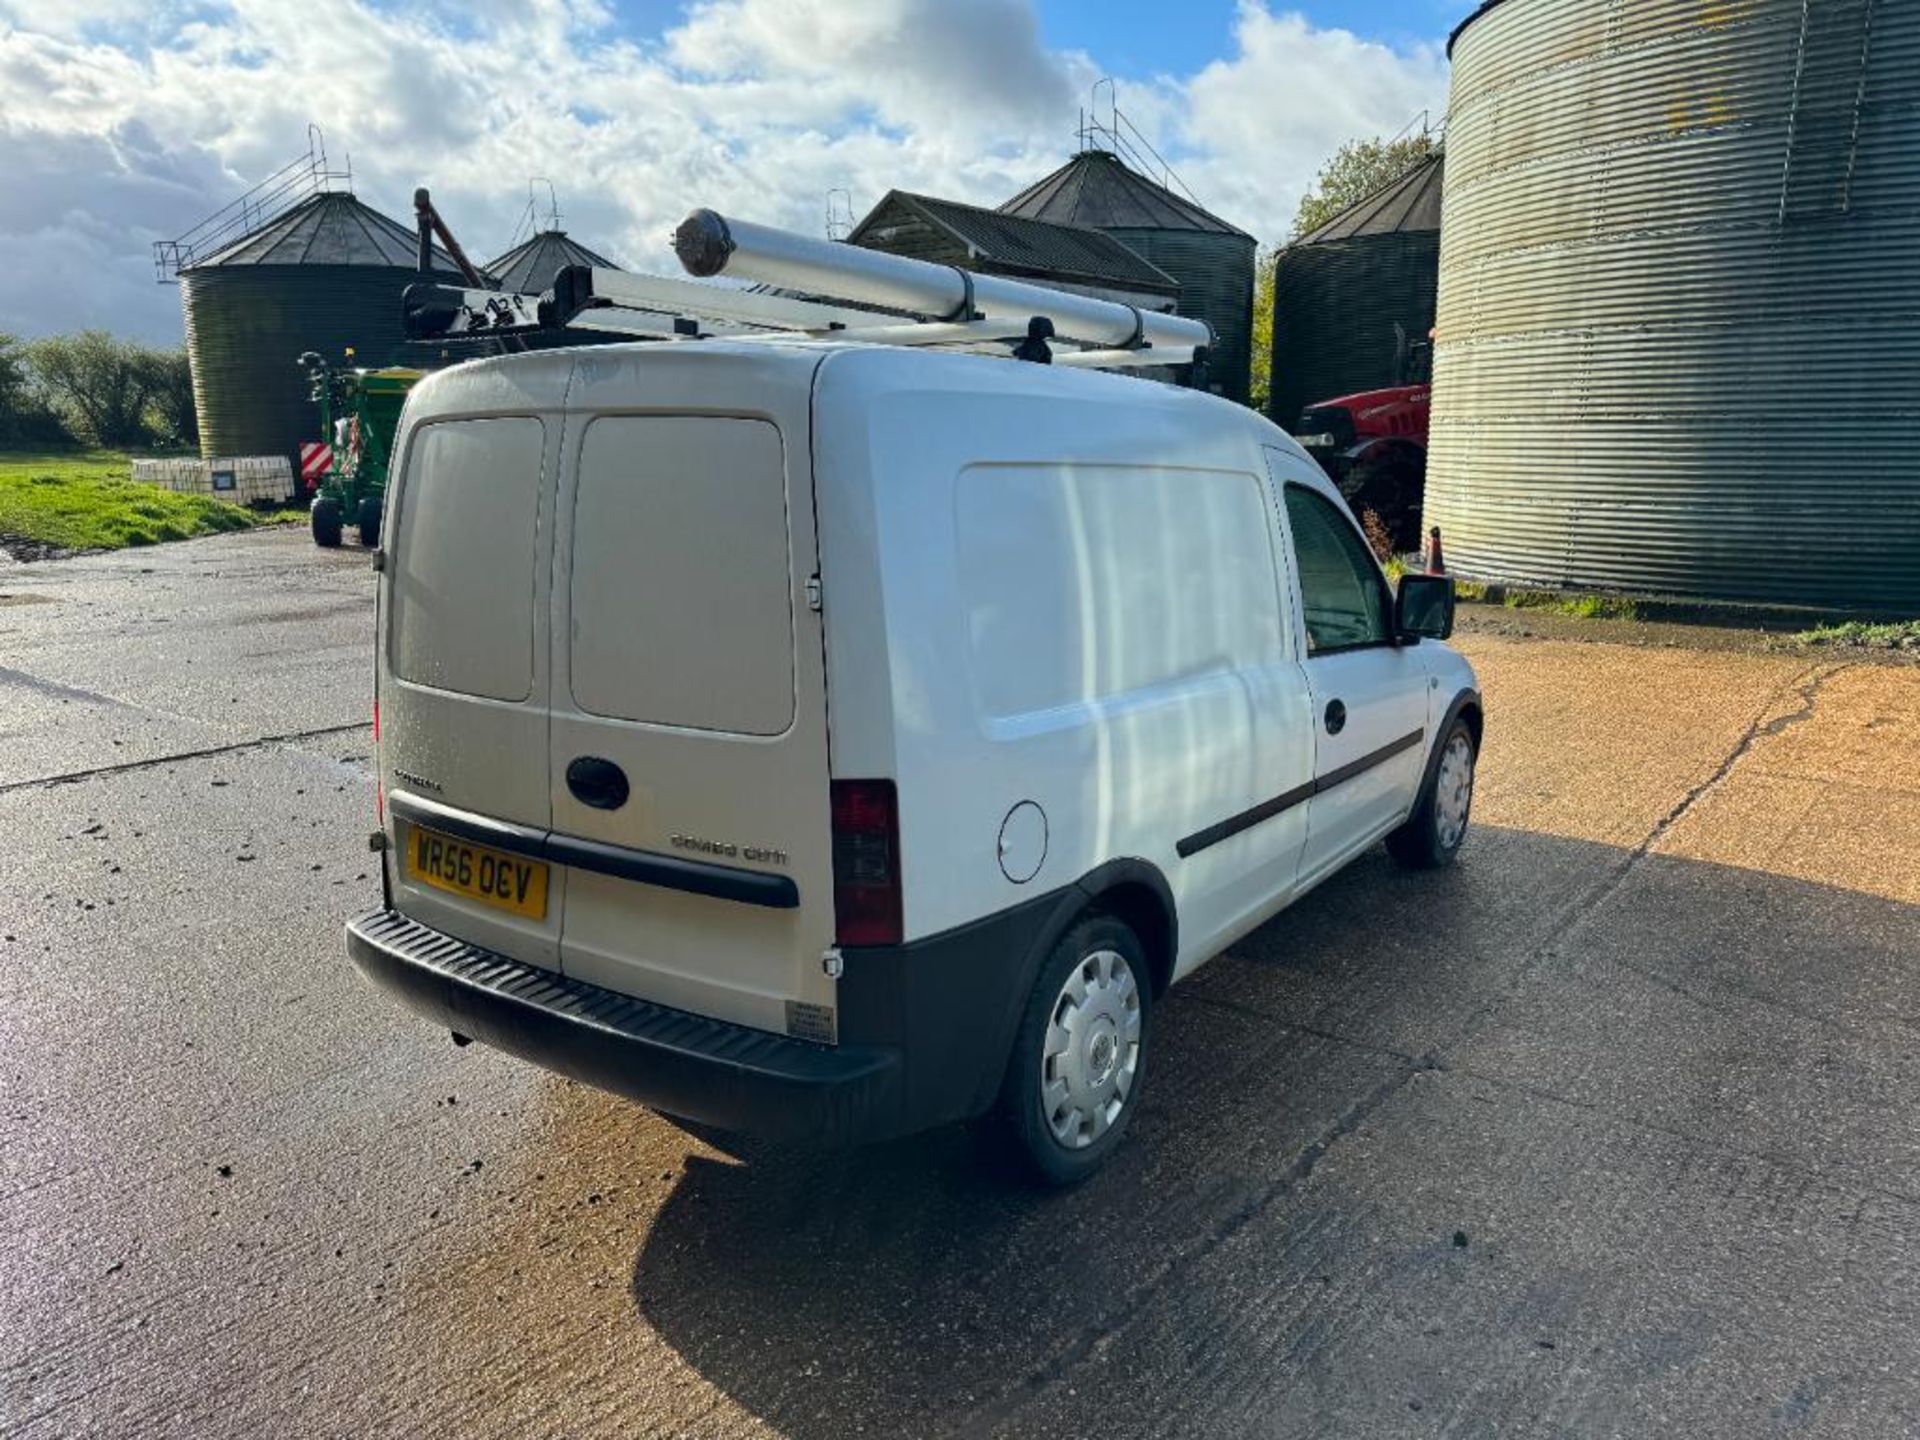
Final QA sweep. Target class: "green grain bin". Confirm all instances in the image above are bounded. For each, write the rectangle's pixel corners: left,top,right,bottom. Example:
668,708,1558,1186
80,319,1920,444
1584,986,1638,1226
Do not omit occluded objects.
179,192,461,468
1001,151,1257,403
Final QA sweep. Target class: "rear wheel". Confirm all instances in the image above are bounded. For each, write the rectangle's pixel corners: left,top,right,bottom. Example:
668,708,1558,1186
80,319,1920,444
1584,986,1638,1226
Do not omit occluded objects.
355,494,382,547
310,495,343,548
1003,915,1151,1187
1388,717,1477,869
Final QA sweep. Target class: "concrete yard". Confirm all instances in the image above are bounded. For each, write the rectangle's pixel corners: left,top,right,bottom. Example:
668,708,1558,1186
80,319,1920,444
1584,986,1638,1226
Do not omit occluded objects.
3,530,1917,1438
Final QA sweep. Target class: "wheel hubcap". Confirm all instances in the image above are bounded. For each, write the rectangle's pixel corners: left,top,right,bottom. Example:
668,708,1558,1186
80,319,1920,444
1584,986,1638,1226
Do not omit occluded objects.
1041,949,1142,1150
1435,732,1475,849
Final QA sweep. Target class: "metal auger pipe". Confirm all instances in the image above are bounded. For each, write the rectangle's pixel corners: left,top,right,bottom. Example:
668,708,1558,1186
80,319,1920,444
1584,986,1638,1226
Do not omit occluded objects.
672,208,1211,355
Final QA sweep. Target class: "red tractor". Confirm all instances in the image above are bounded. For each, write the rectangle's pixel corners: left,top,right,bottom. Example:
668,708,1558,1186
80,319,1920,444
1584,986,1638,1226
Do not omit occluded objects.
1291,331,1430,553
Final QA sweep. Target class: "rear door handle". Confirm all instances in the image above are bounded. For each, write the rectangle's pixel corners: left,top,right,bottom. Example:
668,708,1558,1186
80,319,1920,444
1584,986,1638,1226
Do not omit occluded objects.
566,756,630,811
1323,699,1347,735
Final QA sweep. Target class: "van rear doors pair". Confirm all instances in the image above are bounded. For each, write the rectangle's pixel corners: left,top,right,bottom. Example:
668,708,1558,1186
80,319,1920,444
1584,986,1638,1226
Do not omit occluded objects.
381,348,841,1042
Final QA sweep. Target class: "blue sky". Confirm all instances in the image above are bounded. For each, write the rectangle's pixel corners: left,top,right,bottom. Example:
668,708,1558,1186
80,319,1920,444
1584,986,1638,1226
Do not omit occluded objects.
1033,0,1459,70
0,0,1455,340
582,1,1462,75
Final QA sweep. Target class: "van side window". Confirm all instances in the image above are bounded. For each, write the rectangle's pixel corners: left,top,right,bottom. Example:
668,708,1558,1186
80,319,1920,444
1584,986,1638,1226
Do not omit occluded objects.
1283,484,1390,654
956,464,1282,718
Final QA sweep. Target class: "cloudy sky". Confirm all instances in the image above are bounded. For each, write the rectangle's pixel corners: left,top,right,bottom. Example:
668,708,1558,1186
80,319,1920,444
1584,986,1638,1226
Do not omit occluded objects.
0,0,1455,344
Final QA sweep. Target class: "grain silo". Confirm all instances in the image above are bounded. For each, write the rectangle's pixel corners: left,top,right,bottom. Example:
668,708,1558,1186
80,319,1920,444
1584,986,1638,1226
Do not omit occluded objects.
1428,0,1920,610
1000,151,1257,403
176,191,461,466
483,230,620,294
1269,150,1442,430
847,191,1181,313
482,229,626,352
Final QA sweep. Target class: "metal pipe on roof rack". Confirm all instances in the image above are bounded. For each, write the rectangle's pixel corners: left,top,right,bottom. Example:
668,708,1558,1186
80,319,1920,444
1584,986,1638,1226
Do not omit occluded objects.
672,208,1210,353
1053,346,1196,370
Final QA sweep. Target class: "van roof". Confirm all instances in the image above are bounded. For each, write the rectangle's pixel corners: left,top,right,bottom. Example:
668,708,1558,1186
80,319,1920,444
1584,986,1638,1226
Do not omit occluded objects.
409,337,1316,471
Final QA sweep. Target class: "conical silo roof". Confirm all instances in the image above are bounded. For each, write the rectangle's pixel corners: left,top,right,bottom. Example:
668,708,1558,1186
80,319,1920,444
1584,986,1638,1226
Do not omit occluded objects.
999,149,1248,237
185,190,454,271
483,230,621,294
1294,150,1444,244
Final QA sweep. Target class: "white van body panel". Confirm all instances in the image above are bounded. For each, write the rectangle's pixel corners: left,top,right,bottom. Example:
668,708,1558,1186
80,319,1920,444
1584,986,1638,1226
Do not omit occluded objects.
812,350,1325,979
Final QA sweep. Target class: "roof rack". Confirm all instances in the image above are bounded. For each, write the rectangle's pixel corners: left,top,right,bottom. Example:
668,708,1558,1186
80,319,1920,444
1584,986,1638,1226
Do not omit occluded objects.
403,207,1212,381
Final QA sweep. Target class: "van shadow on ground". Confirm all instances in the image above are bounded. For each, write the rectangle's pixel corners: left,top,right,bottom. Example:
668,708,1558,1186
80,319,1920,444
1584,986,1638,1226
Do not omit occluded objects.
629,825,1920,1439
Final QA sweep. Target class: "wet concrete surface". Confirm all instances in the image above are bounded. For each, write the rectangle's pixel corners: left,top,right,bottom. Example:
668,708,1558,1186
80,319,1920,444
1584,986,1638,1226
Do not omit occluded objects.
3,530,1918,1438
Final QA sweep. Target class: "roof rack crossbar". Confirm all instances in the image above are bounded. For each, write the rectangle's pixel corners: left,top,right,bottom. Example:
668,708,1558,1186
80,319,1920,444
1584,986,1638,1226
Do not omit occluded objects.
402,207,1213,382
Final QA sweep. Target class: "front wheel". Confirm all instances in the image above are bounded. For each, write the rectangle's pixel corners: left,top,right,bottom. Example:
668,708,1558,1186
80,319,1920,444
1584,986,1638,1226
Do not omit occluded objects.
1387,717,1477,869
355,494,382,547
310,495,343,548
1002,915,1151,1187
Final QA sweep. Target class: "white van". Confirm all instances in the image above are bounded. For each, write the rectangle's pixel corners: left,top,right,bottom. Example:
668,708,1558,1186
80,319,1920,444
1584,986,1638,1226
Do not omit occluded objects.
346,339,1481,1184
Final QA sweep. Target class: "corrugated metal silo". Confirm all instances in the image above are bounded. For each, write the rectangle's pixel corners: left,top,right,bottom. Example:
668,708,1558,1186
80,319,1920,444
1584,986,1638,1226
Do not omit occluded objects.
1269,151,1442,430
1001,151,1257,403
1429,0,1920,610
179,192,461,466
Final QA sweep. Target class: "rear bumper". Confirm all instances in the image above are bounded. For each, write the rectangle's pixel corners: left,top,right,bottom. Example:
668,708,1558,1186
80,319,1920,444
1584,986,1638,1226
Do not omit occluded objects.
345,910,904,1145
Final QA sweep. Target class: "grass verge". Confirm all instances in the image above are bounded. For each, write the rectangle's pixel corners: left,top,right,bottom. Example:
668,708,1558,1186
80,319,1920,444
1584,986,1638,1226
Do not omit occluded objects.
0,451,302,555
1454,580,1642,621
1793,619,1920,652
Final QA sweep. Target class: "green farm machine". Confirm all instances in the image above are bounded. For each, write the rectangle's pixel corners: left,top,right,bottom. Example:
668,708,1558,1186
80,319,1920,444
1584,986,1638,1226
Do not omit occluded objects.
298,354,421,547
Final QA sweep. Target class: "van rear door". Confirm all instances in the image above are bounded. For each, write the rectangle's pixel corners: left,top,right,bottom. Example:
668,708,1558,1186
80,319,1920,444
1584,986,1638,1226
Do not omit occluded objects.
548,349,839,1042
380,359,569,970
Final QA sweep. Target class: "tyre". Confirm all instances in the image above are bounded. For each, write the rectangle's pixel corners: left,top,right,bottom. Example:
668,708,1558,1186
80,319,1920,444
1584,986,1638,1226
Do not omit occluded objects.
1003,914,1151,1187
355,494,382,547
1341,450,1424,554
1388,717,1477,869
310,495,343,548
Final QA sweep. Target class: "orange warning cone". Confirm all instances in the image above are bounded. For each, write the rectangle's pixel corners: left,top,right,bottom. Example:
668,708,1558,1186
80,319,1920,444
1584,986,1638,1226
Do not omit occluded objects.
1425,526,1446,575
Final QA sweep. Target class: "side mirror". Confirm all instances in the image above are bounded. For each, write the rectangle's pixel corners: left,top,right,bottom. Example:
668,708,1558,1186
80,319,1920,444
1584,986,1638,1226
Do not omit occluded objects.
1395,572,1455,641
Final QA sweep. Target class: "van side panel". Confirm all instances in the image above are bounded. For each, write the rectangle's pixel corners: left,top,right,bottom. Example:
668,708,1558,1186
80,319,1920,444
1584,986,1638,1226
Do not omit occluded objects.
813,352,1315,979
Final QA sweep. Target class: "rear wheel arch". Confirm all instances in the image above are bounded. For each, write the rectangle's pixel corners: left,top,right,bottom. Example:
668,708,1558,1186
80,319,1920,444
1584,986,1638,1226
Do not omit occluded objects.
1075,860,1178,999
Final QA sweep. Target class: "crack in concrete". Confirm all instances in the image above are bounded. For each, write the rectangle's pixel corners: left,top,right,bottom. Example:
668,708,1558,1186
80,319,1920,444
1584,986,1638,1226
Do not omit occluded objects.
1189,988,1920,1212
0,722,371,795
1444,1060,1920,1213
959,1059,1430,1437
973,659,1861,1423
1512,660,1848,985
0,665,147,713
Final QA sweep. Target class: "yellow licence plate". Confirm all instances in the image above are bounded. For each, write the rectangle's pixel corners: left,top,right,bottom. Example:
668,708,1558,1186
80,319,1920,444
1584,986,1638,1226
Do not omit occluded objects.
405,826,549,919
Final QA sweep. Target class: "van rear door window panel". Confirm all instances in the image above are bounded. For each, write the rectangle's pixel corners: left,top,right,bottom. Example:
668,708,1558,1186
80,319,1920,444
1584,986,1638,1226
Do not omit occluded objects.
569,415,796,736
389,416,547,701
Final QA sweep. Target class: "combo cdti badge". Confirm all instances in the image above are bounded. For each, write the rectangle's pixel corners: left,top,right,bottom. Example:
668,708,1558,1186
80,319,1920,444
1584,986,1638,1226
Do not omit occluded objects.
345,338,1481,1185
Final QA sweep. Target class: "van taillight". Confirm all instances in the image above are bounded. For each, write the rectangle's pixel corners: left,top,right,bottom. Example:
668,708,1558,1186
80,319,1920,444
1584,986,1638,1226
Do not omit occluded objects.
831,779,901,947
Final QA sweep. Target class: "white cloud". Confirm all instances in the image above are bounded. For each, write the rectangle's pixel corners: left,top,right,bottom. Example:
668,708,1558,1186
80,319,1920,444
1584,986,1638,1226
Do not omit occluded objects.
0,1,1446,344
1176,5,1448,241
